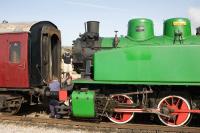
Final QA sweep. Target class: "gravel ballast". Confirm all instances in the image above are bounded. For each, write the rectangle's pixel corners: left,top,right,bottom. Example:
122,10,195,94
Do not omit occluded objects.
0,122,87,133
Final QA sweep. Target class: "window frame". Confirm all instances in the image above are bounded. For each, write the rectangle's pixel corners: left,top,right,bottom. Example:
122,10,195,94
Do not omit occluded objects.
9,42,21,64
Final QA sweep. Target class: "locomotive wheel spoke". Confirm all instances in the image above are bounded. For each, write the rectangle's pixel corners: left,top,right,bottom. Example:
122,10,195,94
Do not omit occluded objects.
106,95,134,124
164,100,170,106
175,98,181,107
158,95,191,127
171,97,173,105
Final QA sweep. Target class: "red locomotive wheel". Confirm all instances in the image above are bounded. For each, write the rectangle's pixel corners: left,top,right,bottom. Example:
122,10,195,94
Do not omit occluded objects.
157,95,191,127
107,95,134,124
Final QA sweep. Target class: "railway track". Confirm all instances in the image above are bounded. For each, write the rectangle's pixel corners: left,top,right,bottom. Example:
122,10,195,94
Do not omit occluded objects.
0,115,200,133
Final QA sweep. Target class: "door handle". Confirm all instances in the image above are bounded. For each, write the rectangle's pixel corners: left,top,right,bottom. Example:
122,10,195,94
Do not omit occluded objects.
18,62,25,69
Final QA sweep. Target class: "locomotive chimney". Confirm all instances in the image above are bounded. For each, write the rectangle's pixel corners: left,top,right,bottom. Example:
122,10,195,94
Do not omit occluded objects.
86,21,99,34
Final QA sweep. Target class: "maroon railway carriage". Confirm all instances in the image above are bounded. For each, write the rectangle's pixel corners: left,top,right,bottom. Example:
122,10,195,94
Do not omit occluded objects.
0,21,61,114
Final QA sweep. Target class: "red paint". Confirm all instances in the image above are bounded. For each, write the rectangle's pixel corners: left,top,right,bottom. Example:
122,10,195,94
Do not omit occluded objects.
114,108,200,113
114,108,156,113
174,109,200,113
158,96,191,126
0,33,29,88
108,95,134,124
59,90,68,101
160,97,190,125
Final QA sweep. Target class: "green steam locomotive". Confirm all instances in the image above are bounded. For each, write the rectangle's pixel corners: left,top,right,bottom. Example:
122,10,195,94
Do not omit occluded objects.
62,18,200,127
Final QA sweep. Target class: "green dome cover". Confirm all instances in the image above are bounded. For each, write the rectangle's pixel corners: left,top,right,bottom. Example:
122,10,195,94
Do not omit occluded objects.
127,18,154,41
163,18,191,39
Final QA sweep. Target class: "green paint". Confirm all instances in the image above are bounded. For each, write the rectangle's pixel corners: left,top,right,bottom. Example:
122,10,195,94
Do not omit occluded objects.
73,17,200,86
127,18,154,41
101,18,194,48
72,91,95,118
73,79,200,86
164,18,191,39
94,45,200,83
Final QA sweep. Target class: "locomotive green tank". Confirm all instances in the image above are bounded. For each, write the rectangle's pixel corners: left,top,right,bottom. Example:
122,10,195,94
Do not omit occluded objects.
74,18,200,85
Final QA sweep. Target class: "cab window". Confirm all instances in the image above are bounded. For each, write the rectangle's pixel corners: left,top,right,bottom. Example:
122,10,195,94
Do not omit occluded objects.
9,42,21,63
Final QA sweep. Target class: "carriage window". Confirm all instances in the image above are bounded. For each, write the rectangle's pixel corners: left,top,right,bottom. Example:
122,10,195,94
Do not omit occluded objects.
9,42,21,63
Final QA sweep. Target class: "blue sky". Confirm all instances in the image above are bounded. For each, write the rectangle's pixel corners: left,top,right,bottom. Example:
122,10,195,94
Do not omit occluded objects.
1,0,200,46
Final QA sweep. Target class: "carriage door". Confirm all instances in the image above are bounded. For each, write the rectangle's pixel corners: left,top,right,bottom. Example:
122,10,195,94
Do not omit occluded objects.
4,33,29,88
41,26,61,82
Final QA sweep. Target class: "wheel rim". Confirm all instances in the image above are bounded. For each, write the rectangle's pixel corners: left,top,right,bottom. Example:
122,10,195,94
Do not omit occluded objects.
158,95,191,127
107,95,134,124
